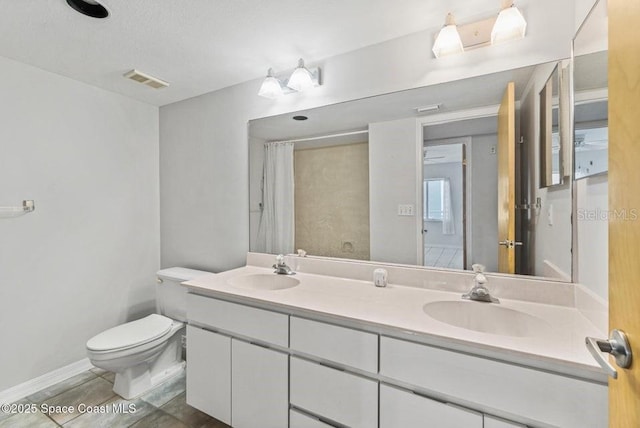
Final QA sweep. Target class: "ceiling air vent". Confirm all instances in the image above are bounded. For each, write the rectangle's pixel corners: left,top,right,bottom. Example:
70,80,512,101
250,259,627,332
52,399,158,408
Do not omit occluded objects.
123,70,169,89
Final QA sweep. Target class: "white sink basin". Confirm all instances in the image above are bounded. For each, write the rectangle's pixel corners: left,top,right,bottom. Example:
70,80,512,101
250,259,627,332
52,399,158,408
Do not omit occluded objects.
229,274,300,291
423,300,550,337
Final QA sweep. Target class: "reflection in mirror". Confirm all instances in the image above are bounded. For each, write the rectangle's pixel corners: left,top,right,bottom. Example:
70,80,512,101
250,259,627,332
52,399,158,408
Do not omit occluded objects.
249,62,574,280
572,0,608,300
574,50,608,180
539,65,563,187
423,143,465,270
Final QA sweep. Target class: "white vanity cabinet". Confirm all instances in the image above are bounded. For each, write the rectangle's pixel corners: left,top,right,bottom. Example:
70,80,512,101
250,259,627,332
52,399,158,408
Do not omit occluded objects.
185,325,231,425
185,290,606,428
231,339,289,428
380,383,483,428
186,293,290,427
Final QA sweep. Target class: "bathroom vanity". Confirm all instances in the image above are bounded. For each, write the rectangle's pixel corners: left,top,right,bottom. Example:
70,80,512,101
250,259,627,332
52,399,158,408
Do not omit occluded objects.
182,253,607,428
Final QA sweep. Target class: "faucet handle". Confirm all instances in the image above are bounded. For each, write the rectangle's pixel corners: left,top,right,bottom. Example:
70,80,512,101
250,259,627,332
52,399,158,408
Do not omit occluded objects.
275,254,284,265
471,263,485,273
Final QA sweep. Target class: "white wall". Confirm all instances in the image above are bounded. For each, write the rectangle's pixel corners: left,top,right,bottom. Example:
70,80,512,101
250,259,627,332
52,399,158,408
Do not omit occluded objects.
0,56,160,391
369,118,419,264
576,175,608,300
159,0,577,273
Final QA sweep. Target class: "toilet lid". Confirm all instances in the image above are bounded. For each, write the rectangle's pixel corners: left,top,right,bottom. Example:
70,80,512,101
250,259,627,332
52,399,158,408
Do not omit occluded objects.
87,314,173,352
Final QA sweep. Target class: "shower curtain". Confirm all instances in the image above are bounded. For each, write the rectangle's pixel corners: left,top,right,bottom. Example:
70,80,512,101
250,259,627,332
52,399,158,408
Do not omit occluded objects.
256,142,295,255
442,178,455,235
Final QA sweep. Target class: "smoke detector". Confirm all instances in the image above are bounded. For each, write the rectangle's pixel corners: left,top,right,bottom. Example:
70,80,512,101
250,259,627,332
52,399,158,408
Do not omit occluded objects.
123,70,170,89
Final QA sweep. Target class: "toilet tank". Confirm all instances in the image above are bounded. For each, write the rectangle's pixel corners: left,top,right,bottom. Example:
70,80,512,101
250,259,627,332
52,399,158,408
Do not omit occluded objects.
156,267,213,322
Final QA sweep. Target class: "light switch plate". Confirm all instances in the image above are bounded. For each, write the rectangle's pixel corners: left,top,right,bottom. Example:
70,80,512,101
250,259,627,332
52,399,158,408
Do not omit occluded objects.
397,204,415,216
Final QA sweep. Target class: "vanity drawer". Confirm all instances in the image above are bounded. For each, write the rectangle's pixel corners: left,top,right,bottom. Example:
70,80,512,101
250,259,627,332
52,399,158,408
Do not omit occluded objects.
290,357,378,428
290,409,334,428
379,336,607,428
186,293,288,347
290,316,378,372
484,415,527,428
380,383,482,428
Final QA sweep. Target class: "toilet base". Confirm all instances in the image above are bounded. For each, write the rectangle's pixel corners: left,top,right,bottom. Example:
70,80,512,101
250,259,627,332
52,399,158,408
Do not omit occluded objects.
103,323,186,400
113,360,185,400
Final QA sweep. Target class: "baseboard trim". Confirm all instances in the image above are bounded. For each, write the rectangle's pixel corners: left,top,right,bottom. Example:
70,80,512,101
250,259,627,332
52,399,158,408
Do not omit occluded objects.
0,358,93,404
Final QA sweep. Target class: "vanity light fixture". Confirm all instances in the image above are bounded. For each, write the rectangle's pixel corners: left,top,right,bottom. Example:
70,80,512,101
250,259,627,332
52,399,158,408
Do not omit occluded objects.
432,13,464,58
491,1,527,44
258,59,321,99
258,68,284,99
287,59,314,92
431,2,527,58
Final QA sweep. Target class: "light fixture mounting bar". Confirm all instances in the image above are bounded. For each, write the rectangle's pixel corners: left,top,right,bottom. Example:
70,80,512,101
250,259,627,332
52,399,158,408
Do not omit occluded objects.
456,16,498,50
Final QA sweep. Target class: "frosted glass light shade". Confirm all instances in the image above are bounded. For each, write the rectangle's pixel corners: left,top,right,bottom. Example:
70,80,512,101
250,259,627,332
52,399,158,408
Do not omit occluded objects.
432,24,464,58
491,6,527,44
287,59,314,92
258,69,283,99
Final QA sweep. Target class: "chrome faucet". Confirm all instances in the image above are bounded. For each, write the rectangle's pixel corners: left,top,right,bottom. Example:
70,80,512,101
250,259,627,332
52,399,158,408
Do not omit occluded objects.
462,264,499,303
273,254,295,275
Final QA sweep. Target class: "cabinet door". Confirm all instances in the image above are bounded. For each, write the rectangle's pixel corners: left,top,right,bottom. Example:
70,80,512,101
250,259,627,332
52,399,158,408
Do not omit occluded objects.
484,415,527,428
380,384,482,428
186,325,231,425
231,339,289,428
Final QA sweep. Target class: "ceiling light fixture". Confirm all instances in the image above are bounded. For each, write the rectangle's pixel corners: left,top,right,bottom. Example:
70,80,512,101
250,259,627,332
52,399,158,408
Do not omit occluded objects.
257,68,284,99
258,59,321,99
66,0,109,19
432,13,464,58
491,1,527,44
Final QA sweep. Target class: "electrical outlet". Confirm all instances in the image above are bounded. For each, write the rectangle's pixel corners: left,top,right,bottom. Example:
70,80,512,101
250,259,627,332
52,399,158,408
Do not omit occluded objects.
397,204,415,216
490,146,497,155
181,335,187,348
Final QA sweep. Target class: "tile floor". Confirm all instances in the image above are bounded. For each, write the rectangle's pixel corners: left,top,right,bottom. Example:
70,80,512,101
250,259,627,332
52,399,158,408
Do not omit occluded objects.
0,368,229,428
424,246,464,269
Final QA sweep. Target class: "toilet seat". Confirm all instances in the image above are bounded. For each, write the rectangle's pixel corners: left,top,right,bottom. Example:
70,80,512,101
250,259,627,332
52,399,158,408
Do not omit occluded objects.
87,314,173,352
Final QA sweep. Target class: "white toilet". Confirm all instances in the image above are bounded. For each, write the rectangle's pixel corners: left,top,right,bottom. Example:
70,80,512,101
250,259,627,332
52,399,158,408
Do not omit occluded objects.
86,267,211,399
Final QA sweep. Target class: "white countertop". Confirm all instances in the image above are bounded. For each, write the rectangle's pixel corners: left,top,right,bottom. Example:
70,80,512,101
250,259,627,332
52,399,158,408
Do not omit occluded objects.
183,265,607,383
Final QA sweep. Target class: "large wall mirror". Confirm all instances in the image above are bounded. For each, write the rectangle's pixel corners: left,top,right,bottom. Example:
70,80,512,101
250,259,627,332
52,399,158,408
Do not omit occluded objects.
247,51,593,283
573,0,608,300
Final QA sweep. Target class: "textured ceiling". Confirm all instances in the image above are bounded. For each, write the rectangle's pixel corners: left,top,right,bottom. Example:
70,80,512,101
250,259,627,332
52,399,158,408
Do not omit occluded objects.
0,0,510,106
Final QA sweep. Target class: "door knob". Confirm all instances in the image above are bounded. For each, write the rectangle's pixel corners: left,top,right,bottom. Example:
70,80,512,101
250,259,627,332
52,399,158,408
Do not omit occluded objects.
585,329,632,379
